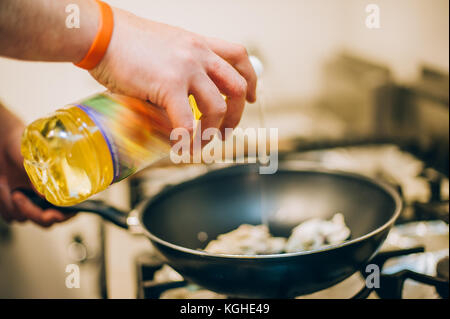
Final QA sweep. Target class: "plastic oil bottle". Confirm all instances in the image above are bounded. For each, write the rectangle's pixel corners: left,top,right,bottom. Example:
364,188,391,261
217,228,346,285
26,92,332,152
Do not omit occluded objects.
21,57,262,206
21,92,196,206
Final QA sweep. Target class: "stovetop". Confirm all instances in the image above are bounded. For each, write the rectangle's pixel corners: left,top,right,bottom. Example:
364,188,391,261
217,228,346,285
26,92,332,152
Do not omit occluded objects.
129,143,449,299
133,220,448,299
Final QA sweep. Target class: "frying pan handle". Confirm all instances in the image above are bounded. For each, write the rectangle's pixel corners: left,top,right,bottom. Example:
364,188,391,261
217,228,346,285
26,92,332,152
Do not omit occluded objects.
14,188,129,229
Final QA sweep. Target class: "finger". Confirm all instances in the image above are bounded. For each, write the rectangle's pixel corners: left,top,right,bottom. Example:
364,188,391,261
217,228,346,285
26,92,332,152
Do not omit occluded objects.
1,193,28,223
206,56,247,139
164,92,195,146
189,73,227,146
0,177,13,222
11,191,52,227
204,37,257,103
12,191,74,225
1,182,30,223
40,209,70,224
9,203,27,223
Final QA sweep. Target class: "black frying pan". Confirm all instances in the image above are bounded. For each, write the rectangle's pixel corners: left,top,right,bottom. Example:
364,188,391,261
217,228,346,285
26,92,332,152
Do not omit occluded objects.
21,163,402,298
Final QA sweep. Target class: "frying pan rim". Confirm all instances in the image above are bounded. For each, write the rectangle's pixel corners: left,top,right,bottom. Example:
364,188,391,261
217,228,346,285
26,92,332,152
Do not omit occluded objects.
136,162,402,260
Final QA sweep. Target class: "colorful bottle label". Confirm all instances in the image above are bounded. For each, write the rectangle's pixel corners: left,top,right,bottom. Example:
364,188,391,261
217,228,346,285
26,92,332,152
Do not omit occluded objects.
73,92,173,183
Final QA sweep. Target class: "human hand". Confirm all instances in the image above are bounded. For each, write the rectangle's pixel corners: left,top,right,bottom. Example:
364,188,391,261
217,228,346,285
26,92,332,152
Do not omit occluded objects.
0,105,74,227
90,8,257,144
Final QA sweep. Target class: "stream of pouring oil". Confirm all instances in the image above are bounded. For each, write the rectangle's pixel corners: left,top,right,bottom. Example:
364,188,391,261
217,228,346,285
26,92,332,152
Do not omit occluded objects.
255,80,272,228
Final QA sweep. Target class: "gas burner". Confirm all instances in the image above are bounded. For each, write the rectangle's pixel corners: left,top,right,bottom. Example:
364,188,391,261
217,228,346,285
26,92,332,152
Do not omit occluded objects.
360,248,449,299
436,256,449,298
135,246,449,299
130,143,449,299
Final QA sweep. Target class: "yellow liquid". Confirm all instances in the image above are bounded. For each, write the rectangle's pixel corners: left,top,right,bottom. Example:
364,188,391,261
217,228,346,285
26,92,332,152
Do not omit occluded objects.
21,106,114,206
22,94,202,207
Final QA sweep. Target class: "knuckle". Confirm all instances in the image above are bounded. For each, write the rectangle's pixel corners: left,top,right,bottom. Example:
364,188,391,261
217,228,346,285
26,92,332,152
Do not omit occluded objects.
182,120,194,131
174,118,194,132
230,77,247,97
176,49,198,69
208,58,222,74
234,44,248,59
180,123,194,135
162,71,182,87
212,101,227,117
186,35,207,50
183,52,197,65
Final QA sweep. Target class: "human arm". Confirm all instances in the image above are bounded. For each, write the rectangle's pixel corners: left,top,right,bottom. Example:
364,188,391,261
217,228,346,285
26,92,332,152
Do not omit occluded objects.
0,0,257,138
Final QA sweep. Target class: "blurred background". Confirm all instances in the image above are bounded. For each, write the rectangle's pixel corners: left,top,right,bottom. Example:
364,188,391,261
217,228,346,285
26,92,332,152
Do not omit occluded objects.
0,0,448,298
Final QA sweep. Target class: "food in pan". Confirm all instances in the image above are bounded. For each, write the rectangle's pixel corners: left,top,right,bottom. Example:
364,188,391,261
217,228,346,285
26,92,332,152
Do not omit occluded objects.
284,213,350,252
203,224,287,255
204,213,350,255
153,213,351,298
153,264,184,282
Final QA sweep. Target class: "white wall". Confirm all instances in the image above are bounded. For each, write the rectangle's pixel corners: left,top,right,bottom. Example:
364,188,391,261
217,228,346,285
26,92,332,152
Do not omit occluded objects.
339,0,449,82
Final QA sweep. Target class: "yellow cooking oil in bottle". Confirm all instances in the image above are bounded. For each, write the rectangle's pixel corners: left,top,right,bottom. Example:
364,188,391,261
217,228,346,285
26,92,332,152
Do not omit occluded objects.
21,92,201,206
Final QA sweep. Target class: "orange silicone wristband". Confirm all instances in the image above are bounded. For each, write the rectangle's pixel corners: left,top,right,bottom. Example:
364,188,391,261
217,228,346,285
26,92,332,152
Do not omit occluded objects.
75,0,114,70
